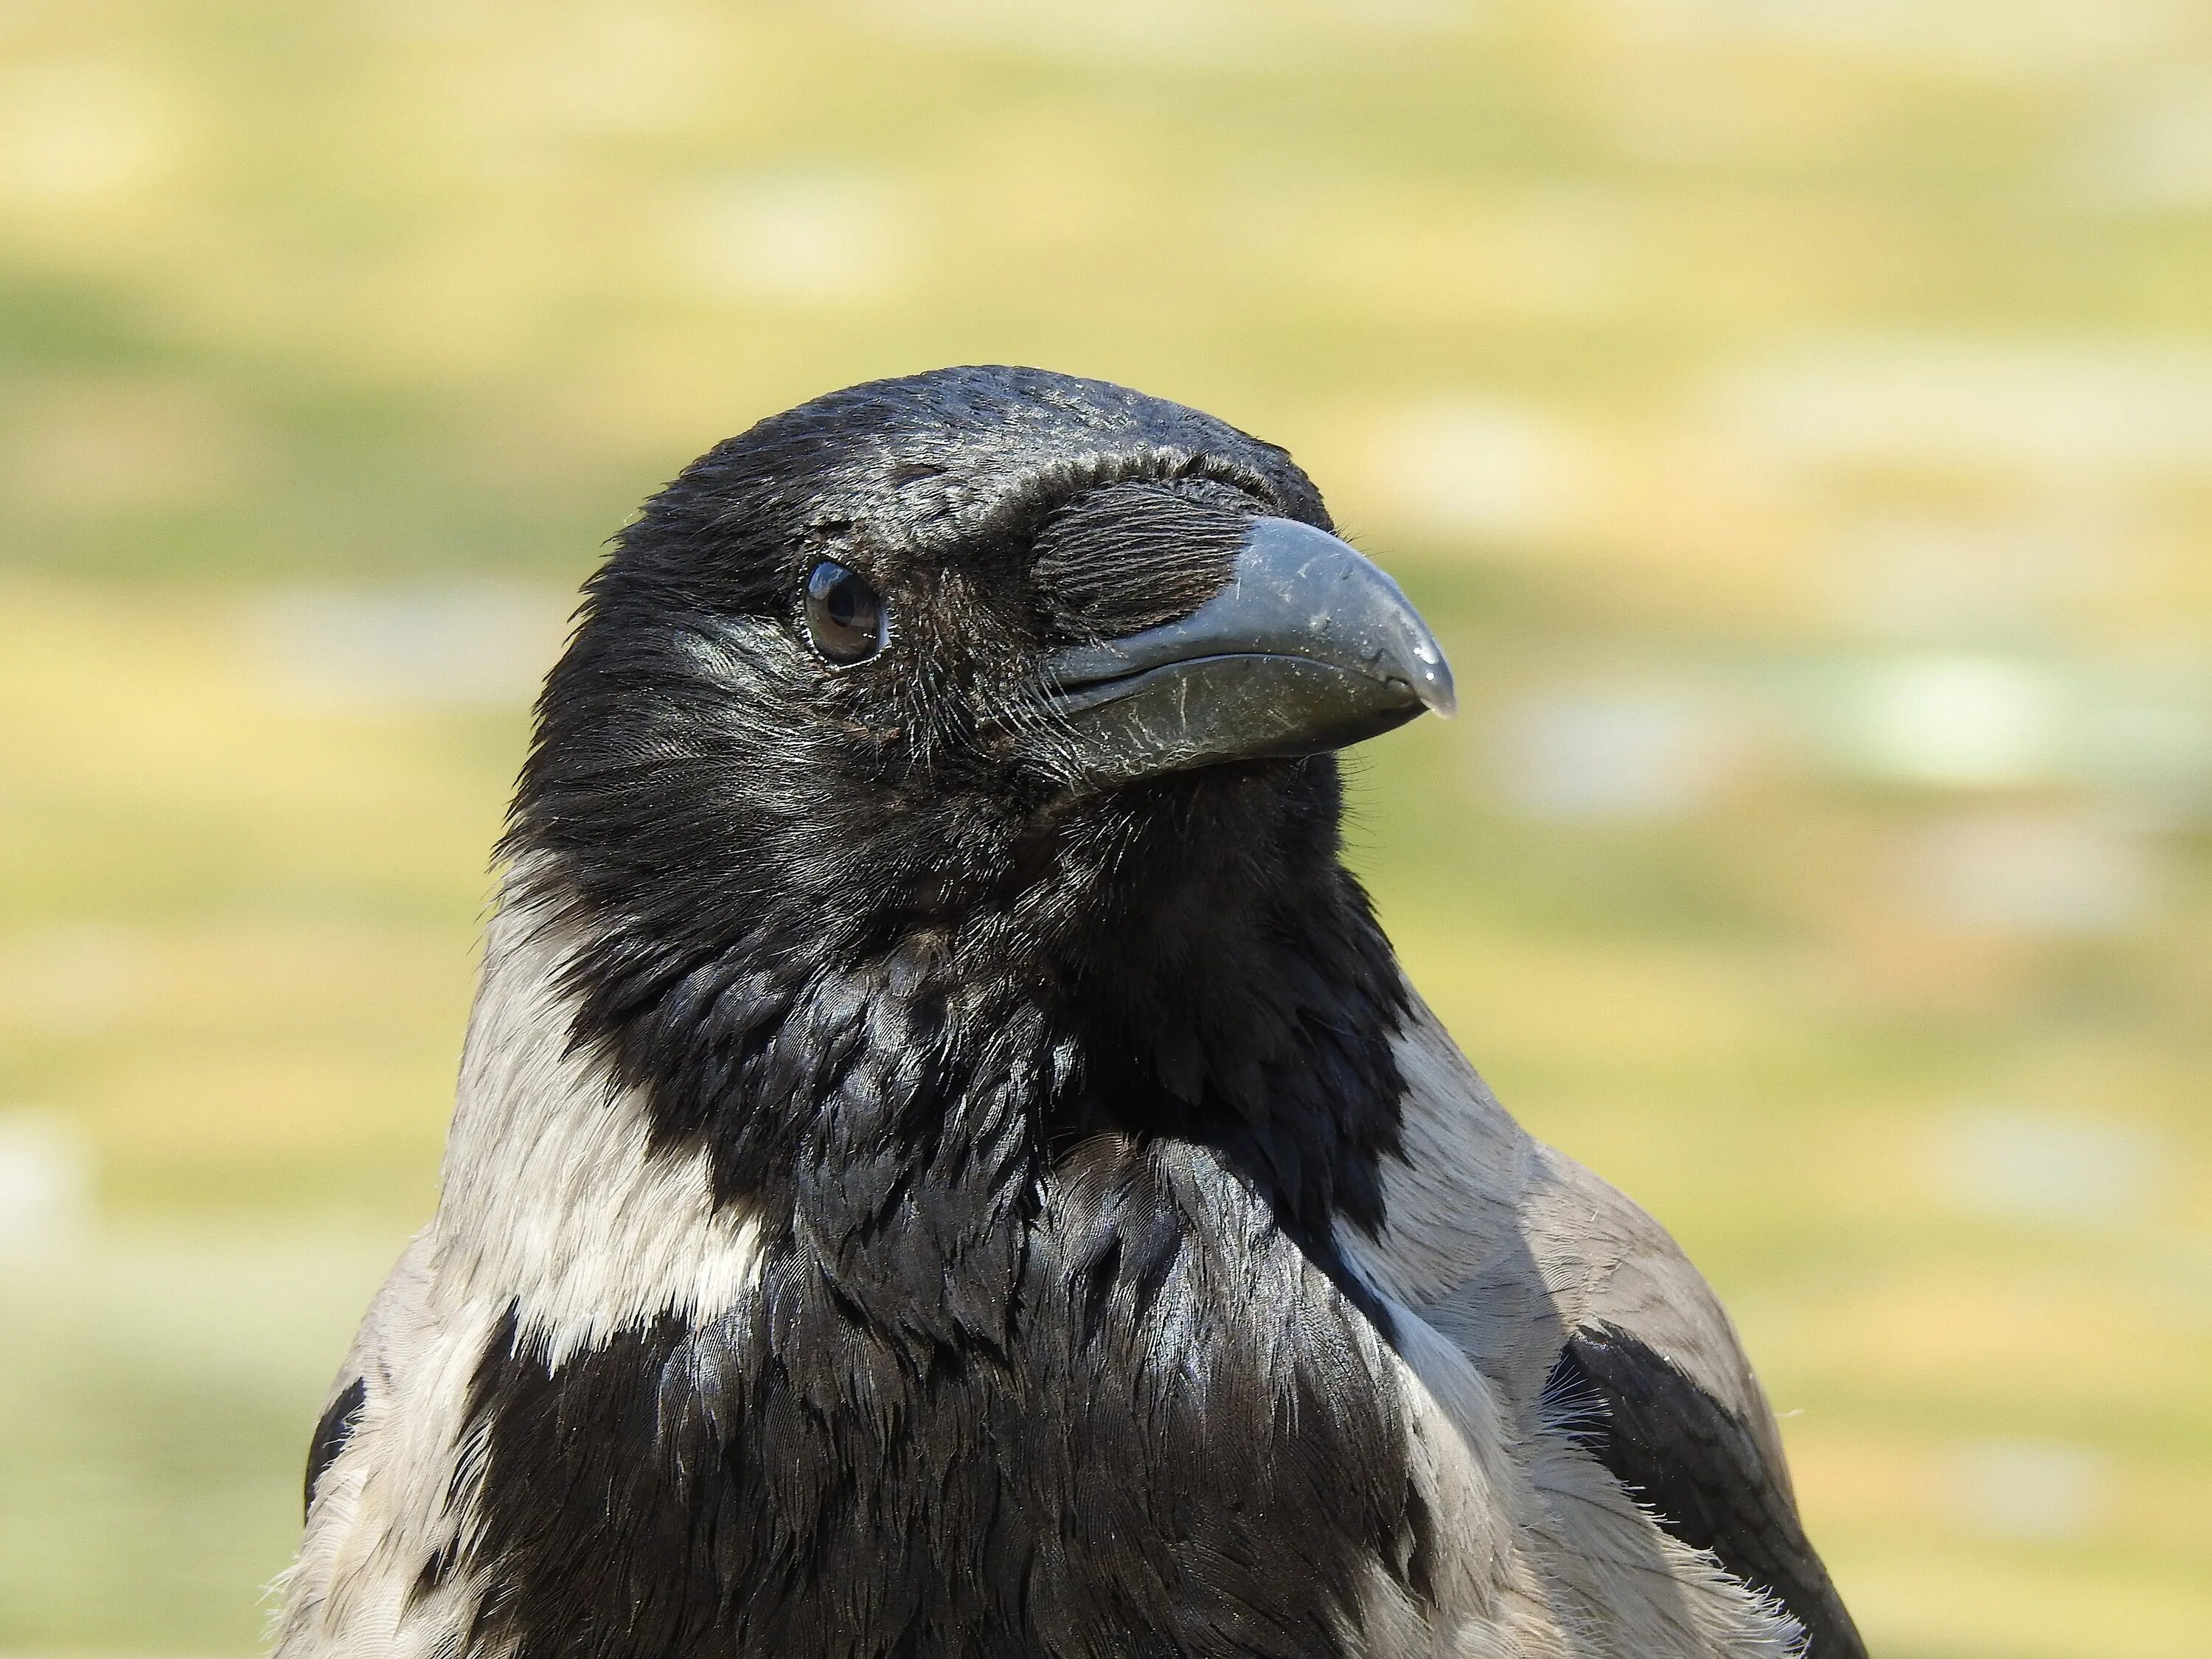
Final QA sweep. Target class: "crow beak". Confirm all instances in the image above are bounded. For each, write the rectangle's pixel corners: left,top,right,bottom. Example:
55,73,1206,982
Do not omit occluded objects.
1038,516,1455,791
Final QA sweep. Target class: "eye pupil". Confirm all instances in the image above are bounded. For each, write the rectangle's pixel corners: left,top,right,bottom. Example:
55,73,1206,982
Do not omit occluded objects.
804,560,884,664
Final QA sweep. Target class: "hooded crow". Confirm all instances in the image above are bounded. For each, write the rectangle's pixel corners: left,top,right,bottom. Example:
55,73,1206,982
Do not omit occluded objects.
276,366,1863,1659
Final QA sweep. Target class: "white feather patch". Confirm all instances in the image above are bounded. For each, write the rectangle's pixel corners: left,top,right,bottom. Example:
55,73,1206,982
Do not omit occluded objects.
274,875,771,1655
272,1248,495,1659
1335,994,1807,1657
432,884,768,1366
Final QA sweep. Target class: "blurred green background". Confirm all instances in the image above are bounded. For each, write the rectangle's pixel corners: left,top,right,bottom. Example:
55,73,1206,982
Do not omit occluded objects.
3,1,2210,1654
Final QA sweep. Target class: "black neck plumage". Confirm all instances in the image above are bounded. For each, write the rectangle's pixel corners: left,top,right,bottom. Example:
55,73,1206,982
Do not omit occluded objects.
447,796,1427,1659
525,790,1413,1317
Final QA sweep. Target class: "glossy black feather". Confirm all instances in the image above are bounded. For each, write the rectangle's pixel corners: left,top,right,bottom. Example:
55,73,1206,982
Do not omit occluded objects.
1543,1326,1868,1659
458,1137,1422,1659
453,835,1423,1658
303,1376,365,1519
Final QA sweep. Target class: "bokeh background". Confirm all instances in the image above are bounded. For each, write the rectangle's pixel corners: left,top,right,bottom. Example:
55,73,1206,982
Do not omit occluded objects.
4,1,2211,1654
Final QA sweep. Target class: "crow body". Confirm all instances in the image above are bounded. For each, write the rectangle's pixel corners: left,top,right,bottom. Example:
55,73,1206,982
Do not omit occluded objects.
277,367,1862,1659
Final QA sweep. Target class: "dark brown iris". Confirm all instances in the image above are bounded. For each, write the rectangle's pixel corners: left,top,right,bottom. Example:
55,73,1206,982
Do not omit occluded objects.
803,560,886,664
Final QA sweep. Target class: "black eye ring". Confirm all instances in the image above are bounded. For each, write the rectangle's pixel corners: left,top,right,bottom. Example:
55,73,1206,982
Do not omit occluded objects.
801,560,887,665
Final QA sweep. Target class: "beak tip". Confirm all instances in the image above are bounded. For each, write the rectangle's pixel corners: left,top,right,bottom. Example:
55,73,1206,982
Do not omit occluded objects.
1414,652,1457,719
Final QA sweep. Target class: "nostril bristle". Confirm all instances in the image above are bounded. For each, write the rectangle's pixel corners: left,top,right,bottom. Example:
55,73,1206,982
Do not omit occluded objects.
1030,479,1259,641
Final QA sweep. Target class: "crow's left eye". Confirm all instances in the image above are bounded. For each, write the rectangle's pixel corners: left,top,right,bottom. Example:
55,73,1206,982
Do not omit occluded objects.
802,560,886,664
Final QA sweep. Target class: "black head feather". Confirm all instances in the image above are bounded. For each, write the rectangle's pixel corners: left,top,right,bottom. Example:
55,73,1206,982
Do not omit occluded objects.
505,365,1405,1237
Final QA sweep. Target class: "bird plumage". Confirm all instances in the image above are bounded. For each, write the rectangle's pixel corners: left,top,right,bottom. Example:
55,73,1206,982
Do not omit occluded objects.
275,366,1862,1659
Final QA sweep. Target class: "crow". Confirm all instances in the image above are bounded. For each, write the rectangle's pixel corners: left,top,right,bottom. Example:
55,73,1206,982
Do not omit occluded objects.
276,366,1864,1659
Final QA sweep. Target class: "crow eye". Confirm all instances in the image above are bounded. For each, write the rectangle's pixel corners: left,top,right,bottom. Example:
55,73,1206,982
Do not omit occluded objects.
802,560,886,664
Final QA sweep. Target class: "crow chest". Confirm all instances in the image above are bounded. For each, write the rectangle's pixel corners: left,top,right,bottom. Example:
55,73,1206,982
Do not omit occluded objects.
448,1169,1427,1659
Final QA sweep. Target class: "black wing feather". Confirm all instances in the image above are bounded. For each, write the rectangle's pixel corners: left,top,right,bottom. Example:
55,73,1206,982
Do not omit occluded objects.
1543,1324,1867,1659
304,1377,367,1519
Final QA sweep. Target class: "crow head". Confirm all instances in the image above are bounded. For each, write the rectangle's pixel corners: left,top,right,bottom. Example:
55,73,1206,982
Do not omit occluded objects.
511,366,1452,1002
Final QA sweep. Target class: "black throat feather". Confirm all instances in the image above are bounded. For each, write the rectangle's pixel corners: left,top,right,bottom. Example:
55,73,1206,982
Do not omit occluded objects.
451,767,1430,1659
